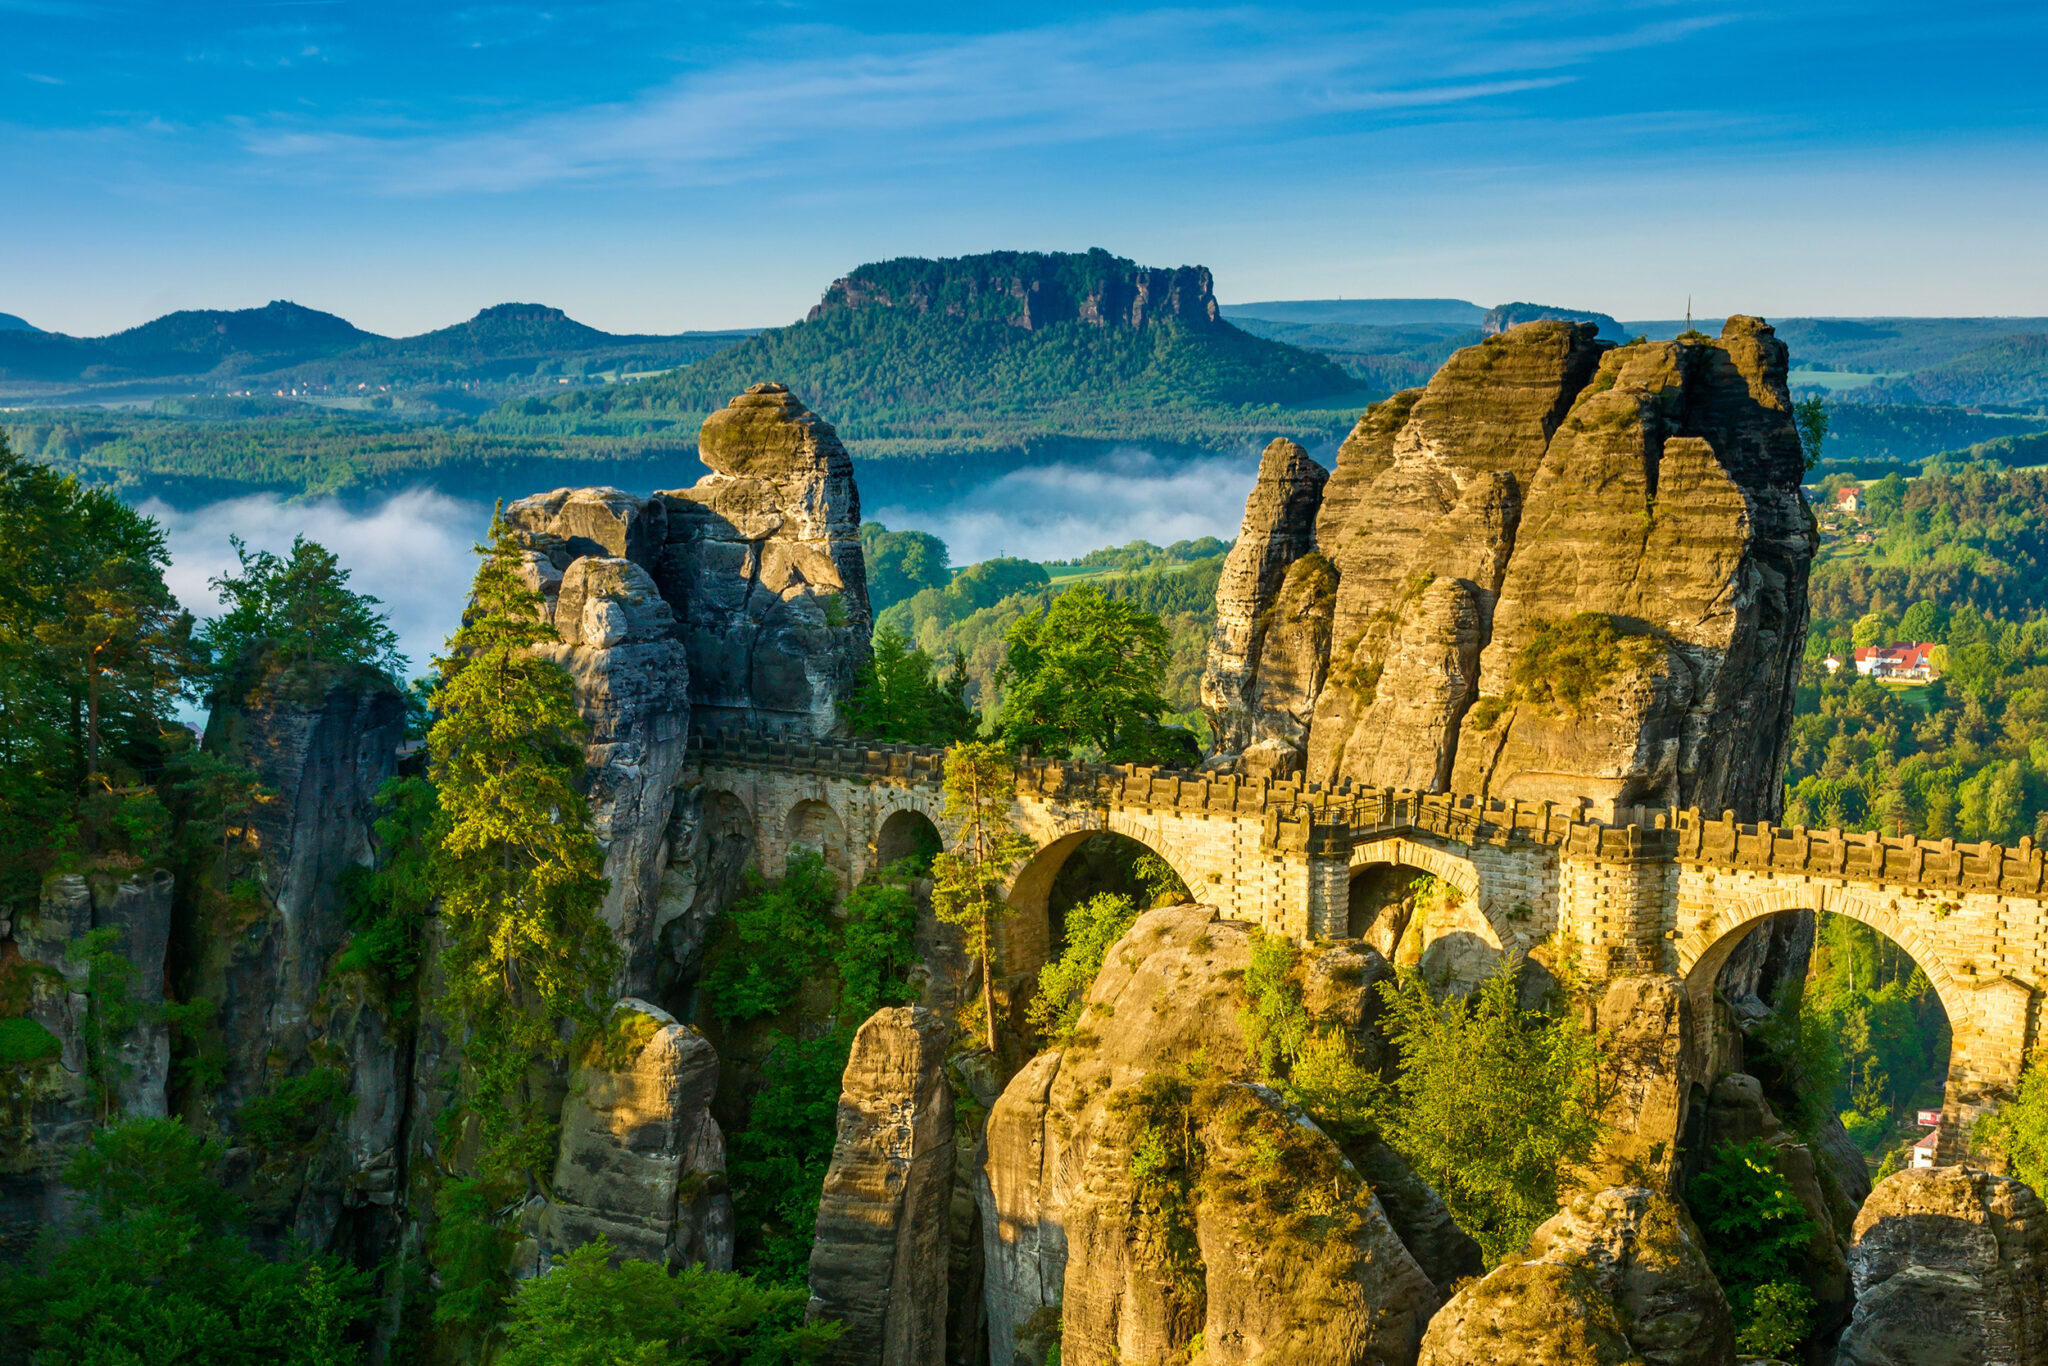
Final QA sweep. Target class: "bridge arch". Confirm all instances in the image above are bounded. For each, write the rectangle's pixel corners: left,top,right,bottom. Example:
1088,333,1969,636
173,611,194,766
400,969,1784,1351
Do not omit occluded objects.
1346,835,1525,992
1676,884,1973,1042
1000,822,1198,985
784,797,853,888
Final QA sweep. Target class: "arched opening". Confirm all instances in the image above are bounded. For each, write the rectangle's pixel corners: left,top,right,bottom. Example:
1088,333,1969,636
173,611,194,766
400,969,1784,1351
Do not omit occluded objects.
875,808,942,875
1345,858,1501,995
1689,907,1954,1182
1002,829,1192,985
786,798,851,889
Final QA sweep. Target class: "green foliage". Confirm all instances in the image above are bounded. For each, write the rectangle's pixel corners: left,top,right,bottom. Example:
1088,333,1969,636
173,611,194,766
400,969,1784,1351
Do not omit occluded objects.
0,1016,59,1068
333,776,440,1001
931,743,1036,1051
1052,537,1231,573
1113,1069,1207,1317
198,534,404,700
0,437,194,913
1368,967,1608,1264
71,926,146,1121
994,584,1194,764
237,1066,355,1149
1687,1139,1819,1351
1237,932,1313,1083
497,1238,837,1366
1976,1050,2048,1195
428,1177,518,1336
1745,978,1846,1138
835,869,921,1024
1739,1279,1817,1358
1794,395,1830,471
0,1118,375,1365
727,1030,856,1285
514,251,1359,456
427,515,617,1184
1026,892,1139,1043
1508,613,1661,716
843,626,978,745
698,853,840,1025
859,522,951,614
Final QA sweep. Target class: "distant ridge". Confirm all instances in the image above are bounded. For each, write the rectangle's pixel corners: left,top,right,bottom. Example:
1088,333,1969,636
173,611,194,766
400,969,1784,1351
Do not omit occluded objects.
0,313,39,333
1221,298,1485,326
508,248,1362,456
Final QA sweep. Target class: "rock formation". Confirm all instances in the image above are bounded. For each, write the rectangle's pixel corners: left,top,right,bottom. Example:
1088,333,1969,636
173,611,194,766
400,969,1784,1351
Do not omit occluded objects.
500,382,871,996
1419,1186,1735,1366
807,1006,955,1366
1838,1166,2048,1366
1200,438,1330,771
809,249,1221,331
978,906,1448,1366
545,998,731,1270
1204,318,1814,821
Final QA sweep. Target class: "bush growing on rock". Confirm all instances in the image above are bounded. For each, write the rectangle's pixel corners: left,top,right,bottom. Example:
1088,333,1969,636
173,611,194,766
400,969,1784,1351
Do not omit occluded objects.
497,1238,838,1366
1026,890,1140,1043
1686,1138,1820,1354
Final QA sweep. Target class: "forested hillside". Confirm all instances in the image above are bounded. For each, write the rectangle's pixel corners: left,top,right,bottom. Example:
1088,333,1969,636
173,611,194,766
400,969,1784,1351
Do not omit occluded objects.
502,250,1365,457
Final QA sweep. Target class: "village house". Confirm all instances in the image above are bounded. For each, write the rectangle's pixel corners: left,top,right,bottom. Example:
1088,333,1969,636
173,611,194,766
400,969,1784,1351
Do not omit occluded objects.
1853,642,1940,680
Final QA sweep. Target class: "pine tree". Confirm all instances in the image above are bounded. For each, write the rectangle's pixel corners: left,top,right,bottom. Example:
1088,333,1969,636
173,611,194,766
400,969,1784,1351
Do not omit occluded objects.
930,742,1033,1052
428,516,615,1183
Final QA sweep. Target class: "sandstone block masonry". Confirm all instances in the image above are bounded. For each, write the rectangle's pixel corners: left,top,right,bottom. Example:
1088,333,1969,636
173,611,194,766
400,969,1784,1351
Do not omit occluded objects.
1201,317,1815,821
690,729,2048,1156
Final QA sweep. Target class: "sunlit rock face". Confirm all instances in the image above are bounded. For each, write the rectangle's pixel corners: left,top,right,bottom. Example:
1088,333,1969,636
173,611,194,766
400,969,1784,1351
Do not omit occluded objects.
1838,1166,2048,1366
498,382,871,997
1205,317,1814,821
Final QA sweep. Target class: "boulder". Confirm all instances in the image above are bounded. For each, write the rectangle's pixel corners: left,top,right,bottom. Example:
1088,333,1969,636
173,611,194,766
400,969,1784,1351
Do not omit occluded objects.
1420,1186,1735,1366
977,907,1444,1366
545,998,731,1270
807,1006,955,1366
1837,1166,2048,1366
657,383,872,735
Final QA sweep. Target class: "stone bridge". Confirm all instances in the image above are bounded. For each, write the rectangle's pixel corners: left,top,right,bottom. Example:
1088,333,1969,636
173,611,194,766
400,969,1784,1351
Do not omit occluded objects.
689,729,2047,1143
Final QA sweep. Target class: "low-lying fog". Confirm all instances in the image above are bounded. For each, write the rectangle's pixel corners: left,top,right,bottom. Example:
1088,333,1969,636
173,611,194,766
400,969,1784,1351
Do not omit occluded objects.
144,447,1259,685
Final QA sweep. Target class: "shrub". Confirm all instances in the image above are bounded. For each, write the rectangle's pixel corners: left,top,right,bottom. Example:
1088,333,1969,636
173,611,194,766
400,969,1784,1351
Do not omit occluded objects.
497,1238,837,1366
1509,613,1661,716
1026,892,1140,1043
726,1031,855,1285
697,854,839,1025
1977,1050,2048,1195
238,1065,355,1148
1687,1139,1819,1351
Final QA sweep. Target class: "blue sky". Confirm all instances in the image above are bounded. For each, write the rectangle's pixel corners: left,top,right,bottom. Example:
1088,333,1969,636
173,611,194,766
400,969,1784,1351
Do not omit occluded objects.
3,1,2044,336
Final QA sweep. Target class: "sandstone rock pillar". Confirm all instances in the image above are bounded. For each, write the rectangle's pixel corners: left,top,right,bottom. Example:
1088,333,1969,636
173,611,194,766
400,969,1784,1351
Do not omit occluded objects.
808,1006,955,1366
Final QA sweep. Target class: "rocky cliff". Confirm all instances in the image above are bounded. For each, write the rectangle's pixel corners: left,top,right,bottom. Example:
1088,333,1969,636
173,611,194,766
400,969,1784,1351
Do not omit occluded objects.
978,906,1450,1366
809,249,1221,331
1203,317,1814,820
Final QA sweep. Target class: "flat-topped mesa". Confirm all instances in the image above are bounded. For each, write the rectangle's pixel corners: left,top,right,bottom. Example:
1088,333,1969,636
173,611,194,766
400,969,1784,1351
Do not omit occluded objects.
806,249,1220,331
1204,316,1814,821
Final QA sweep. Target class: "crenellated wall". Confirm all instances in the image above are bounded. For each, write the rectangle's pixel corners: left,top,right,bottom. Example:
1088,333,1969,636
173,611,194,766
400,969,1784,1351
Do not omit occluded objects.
692,727,2048,1157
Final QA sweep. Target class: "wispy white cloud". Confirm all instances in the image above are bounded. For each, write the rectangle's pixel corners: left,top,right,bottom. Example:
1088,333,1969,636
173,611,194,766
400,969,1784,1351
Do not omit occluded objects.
872,447,1262,566
235,4,1720,194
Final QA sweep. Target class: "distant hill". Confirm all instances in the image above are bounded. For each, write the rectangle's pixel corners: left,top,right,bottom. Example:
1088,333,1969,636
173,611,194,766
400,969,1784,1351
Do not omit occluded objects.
0,300,753,407
506,249,1365,457
0,313,39,333
1219,298,1487,326
1482,301,1627,340
1858,333,2048,409
1224,317,1480,392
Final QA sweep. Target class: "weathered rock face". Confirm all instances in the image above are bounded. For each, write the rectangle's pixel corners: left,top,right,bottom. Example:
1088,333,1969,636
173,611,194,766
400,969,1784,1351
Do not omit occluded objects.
545,998,731,1271
1420,1186,1735,1366
809,251,1220,331
207,673,407,1098
655,384,871,735
1207,318,1814,821
499,384,870,995
1202,439,1330,761
6,869,176,1169
1587,975,1694,1194
977,907,1446,1366
1837,1166,2048,1366
807,1006,955,1366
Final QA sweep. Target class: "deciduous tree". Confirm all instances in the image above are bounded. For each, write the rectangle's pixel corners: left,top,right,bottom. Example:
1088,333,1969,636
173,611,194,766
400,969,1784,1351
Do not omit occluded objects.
931,742,1033,1052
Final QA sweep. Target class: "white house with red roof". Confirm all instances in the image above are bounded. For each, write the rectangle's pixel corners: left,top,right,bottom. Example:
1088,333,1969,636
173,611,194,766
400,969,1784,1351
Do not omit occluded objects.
1853,642,1939,680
